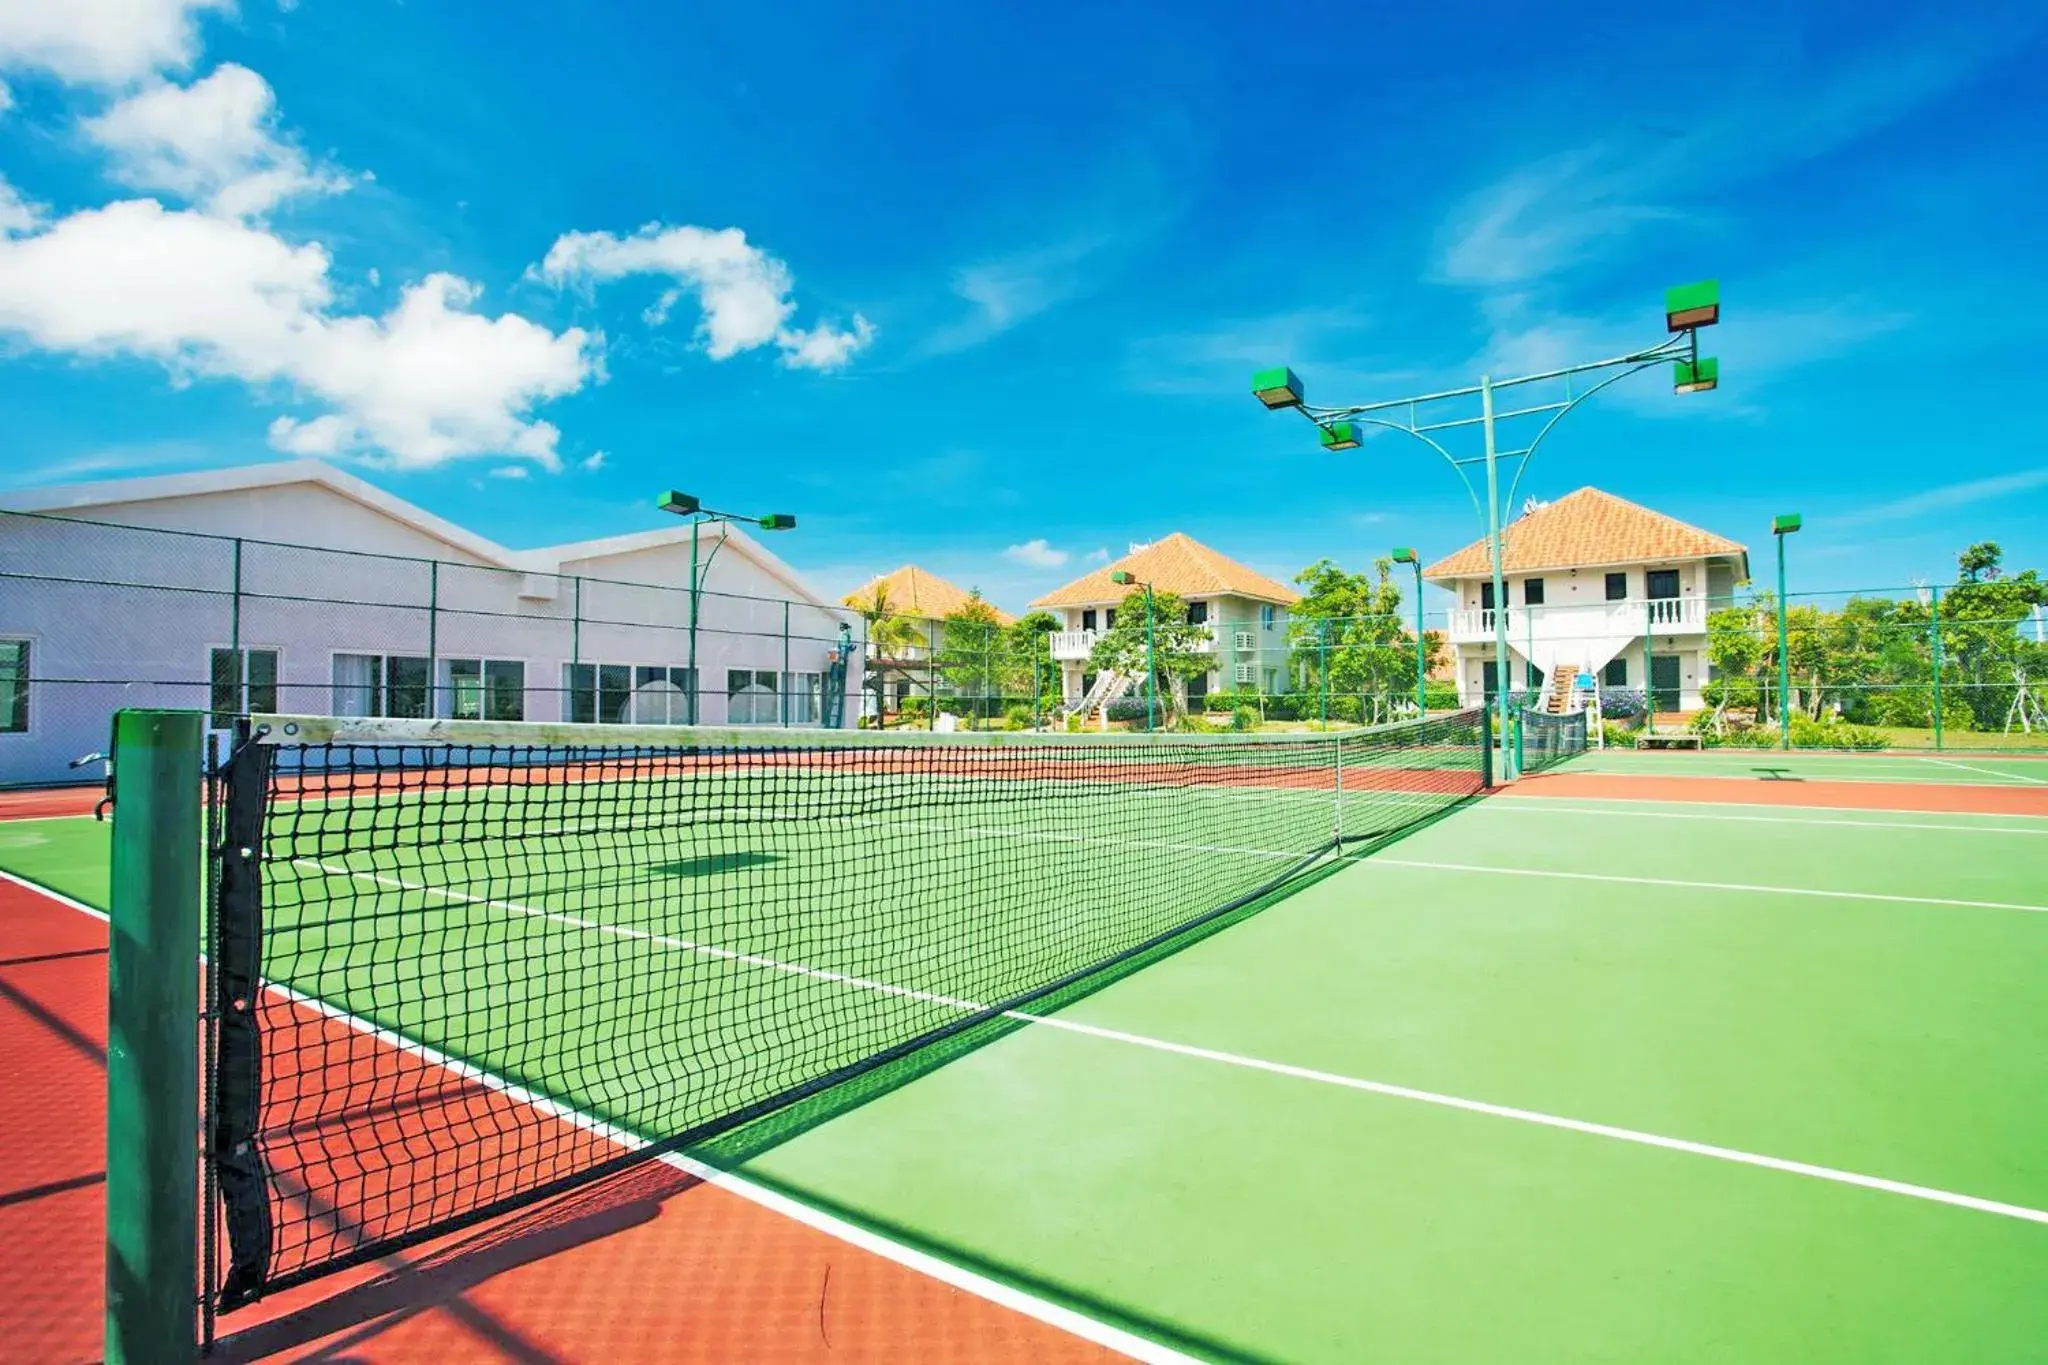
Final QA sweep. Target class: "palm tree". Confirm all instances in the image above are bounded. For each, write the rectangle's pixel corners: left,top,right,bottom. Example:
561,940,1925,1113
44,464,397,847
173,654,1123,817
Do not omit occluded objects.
853,584,927,722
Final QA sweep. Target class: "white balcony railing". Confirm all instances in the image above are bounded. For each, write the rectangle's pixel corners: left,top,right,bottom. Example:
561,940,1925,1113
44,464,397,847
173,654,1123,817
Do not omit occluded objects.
1049,626,1219,661
1447,595,1709,646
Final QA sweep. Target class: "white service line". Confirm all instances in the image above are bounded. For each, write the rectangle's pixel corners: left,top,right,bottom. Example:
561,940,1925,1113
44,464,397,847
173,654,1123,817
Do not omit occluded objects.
5,864,1199,1365
1483,799,2048,836
1922,756,2048,786
304,860,2048,1229
1360,858,2048,915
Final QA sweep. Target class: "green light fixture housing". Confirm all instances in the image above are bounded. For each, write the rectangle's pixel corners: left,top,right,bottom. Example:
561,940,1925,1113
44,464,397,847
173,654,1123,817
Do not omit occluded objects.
757,513,797,531
1319,421,1363,451
1390,546,1418,564
1109,570,1134,585
1673,356,1719,395
657,490,701,515
1773,513,1802,535
1665,280,1721,331
1251,366,1304,409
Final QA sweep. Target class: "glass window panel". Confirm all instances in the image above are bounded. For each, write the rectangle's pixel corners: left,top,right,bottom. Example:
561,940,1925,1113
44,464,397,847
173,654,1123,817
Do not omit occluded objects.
333,654,379,717
484,660,524,721
1605,572,1628,601
246,650,278,714
565,663,595,724
0,640,27,734
210,648,242,726
597,664,631,724
387,656,430,719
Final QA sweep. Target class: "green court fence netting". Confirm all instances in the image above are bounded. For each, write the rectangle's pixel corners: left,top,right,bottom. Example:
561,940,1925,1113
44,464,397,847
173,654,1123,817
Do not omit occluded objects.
202,709,1489,1312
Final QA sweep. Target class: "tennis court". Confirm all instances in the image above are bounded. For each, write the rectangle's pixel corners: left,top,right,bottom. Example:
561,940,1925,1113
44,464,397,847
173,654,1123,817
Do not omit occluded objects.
1560,746,2048,786
4,714,2047,1362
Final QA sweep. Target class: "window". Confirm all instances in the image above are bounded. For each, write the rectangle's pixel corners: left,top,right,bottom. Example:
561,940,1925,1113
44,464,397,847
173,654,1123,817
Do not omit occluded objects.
1233,630,1257,652
333,654,429,718
1647,569,1681,600
1234,662,1256,684
0,640,27,734
1602,657,1627,687
566,663,695,724
210,648,278,726
1259,604,1277,630
1479,581,1495,610
786,671,824,725
1081,610,1097,631
1527,662,1544,689
1187,601,1208,625
1105,608,1117,628
1186,672,1208,702
728,669,779,725
442,659,525,721
1605,571,1628,601
1523,578,1545,606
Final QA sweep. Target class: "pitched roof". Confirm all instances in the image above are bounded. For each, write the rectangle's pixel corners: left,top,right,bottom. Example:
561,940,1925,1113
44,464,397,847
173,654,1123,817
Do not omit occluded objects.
0,458,842,608
843,565,1014,625
1029,532,1300,609
1422,488,1748,581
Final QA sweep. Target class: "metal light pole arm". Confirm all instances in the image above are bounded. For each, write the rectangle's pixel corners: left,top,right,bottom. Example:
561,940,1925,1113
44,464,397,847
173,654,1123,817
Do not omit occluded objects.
1500,354,1676,514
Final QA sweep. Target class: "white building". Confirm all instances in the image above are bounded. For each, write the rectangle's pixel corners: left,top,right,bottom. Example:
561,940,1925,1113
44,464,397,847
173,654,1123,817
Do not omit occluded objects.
1423,487,1749,714
1030,532,1299,712
0,460,859,785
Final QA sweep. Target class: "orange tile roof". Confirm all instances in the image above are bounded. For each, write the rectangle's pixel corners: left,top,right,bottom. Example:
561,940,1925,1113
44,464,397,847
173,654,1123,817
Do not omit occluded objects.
1028,532,1300,609
843,565,1015,625
1422,488,1748,580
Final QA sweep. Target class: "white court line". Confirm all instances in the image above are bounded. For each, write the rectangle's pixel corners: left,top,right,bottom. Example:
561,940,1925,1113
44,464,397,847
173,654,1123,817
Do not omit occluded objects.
299,859,2048,1230
1361,858,2048,915
0,865,1197,1364
1923,756,2048,786
1480,799,2048,836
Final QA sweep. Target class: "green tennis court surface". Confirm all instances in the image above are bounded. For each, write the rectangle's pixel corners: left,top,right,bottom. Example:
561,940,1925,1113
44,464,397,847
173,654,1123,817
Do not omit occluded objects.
7,767,2045,1362
1561,747,2048,786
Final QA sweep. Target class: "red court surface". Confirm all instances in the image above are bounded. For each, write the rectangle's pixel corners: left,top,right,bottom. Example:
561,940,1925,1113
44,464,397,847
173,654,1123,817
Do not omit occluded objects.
1507,770,2048,818
0,875,1124,1364
0,785,102,820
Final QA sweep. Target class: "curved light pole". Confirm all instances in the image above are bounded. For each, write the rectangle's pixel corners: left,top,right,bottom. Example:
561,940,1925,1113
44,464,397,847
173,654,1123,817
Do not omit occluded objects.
1390,547,1426,717
1109,570,1157,732
1253,281,1720,778
656,491,796,723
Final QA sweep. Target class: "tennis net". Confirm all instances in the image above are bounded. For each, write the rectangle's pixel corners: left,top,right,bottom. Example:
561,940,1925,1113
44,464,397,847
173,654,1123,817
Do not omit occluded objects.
206,708,1488,1308
1517,708,1588,773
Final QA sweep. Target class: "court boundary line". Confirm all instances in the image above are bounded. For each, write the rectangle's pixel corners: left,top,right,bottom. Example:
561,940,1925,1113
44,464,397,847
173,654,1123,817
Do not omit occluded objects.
1361,857,2048,915
300,860,2048,1230
0,868,1199,1365
1924,756,2048,786
1565,761,2043,789
1481,799,2048,836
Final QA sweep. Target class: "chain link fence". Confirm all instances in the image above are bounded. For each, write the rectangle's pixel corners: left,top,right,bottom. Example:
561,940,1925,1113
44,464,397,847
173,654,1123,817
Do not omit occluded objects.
1,509,864,787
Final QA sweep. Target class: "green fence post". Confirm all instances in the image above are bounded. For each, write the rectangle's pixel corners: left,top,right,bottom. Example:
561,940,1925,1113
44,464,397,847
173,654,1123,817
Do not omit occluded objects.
781,600,791,726
1930,586,1944,751
1481,706,1495,789
1513,708,1524,773
106,709,204,1365
426,560,440,719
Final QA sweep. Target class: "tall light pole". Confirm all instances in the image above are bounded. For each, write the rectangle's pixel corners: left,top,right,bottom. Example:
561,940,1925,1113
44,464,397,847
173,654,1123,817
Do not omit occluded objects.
1773,513,1801,750
1391,547,1426,717
1110,570,1157,732
656,491,796,723
1253,280,1720,779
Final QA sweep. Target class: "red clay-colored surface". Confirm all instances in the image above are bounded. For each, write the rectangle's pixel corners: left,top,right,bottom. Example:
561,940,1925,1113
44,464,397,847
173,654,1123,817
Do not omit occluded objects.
1509,771,2048,818
0,785,103,820
0,877,1124,1364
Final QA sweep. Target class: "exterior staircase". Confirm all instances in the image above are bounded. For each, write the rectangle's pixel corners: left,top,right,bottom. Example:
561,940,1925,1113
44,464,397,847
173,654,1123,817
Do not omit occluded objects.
1542,664,1578,714
1056,670,1133,727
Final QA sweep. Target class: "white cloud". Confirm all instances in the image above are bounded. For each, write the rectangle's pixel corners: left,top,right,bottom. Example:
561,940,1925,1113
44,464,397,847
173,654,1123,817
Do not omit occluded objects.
1436,146,1685,287
919,235,1110,358
1839,467,2048,527
488,464,529,480
1003,538,1068,570
0,200,598,469
0,78,12,112
536,222,873,371
579,450,606,471
85,64,348,218
0,0,231,86
0,173,41,235
1085,547,1110,564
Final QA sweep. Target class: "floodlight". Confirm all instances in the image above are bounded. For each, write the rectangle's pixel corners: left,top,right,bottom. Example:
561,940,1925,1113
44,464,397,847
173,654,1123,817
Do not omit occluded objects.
757,513,797,530
1319,421,1363,451
657,490,701,515
1251,366,1304,409
1773,513,1802,535
1110,571,1134,585
1665,280,1720,331
1390,547,1417,564
1673,357,1719,395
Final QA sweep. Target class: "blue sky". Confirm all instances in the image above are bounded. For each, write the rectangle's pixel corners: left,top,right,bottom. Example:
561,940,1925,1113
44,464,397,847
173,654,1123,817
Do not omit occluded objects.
2,0,2045,613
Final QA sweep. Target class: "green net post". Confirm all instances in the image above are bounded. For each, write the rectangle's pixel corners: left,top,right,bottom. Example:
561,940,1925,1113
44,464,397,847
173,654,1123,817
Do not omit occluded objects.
1513,708,1524,773
1481,706,1495,788
1930,586,1944,751
106,709,204,1365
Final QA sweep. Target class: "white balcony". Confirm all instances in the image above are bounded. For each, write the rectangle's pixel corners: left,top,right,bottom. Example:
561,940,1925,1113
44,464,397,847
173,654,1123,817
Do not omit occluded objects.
1049,626,1218,661
1447,597,1708,679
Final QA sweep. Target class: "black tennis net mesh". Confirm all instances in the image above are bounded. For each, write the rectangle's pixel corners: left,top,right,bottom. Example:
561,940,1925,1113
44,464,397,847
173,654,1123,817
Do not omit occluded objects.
207,709,1487,1308
1518,708,1588,774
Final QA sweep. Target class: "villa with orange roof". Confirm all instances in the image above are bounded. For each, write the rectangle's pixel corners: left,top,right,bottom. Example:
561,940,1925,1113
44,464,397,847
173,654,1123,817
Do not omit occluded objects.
843,564,1013,717
1029,532,1299,711
1423,488,1749,714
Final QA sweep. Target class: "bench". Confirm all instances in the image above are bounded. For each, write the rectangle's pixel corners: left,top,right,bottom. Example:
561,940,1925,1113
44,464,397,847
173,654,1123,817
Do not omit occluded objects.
1635,729,1703,750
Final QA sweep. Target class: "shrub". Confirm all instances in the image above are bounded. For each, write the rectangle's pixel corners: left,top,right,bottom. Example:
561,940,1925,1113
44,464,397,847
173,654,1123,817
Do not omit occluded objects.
1002,703,1034,730
1788,715,1891,750
1105,697,1157,723
1423,680,1462,711
1598,688,1646,720
1324,695,1364,724
1174,714,1225,734
899,696,932,720
1599,720,1637,750
1231,706,1256,732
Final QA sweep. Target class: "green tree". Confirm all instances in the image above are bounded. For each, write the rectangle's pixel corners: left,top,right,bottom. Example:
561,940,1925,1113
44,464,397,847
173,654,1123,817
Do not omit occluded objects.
1286,558,1411,722
1942,542,2048,730
1088,589,1211,718
939,590,1007,724
1005,610,1061,715
851,583,929,723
